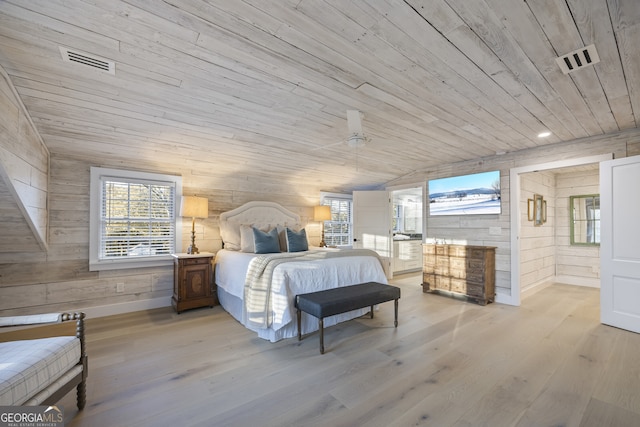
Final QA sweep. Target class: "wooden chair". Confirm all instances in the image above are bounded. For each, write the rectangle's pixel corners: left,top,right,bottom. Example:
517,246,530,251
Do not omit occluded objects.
0,312,87,409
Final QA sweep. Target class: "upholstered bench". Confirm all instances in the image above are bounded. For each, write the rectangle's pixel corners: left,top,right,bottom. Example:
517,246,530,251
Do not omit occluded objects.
0,312,87,409
295,282,401,354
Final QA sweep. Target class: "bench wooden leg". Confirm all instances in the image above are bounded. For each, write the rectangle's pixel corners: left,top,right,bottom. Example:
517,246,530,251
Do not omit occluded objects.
297,309,302,341
319,318,324,354
394,299,398,327
370,305,374,319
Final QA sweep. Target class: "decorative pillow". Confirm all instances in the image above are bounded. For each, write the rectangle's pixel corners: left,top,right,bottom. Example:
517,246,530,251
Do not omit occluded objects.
240,224,257,252
276,224,287,252
220,220,241,250
286,227,308,252
253,227,281,254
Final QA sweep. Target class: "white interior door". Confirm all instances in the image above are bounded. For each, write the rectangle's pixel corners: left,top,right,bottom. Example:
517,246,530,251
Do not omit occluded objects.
353,190,392,278
600,155,640,333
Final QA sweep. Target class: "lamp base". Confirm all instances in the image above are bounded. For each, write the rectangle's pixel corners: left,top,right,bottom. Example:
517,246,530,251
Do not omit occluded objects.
188,223,199,254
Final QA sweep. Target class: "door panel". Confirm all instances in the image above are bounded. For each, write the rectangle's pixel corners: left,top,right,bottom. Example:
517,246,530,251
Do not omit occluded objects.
353,190,392,278
600,155,640,333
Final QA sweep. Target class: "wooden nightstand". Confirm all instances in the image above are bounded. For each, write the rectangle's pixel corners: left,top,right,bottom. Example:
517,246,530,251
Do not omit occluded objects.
171,253,216,313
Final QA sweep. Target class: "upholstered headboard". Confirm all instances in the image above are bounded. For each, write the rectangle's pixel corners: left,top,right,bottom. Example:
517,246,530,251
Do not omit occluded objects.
219,201,301,250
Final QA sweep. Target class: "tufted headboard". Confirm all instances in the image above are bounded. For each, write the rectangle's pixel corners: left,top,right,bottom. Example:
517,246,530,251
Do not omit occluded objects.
219,201,301,250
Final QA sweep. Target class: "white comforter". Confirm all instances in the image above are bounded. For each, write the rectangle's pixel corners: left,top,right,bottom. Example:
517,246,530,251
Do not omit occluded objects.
214,248,388,341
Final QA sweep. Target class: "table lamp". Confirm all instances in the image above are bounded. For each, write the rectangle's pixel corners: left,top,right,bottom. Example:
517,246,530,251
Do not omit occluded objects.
314,205,331,247
180,196,208,254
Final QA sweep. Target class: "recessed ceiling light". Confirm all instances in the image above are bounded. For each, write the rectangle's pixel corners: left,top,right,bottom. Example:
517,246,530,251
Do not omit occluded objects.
538,131,551,138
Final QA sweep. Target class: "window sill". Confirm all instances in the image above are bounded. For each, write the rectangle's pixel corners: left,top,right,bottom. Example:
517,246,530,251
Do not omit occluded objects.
89,255,174,272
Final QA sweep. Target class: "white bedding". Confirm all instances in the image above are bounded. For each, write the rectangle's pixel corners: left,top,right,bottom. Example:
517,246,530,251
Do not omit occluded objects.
214,247,388,342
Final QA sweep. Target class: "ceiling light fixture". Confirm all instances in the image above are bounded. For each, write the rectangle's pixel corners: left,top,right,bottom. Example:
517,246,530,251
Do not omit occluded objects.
538,131,551,138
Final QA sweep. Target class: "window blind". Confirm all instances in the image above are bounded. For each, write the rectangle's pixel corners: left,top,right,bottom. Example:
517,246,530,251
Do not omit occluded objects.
322,197,353,246
100,176,176,259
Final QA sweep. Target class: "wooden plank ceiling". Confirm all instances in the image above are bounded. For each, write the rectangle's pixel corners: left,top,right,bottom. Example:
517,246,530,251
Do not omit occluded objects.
0,0,638,192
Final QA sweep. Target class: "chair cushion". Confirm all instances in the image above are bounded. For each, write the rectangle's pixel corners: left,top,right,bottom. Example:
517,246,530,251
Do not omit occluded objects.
0,336,81,405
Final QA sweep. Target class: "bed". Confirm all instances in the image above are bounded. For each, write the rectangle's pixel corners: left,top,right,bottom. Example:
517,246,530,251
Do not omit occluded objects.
214,201,388,342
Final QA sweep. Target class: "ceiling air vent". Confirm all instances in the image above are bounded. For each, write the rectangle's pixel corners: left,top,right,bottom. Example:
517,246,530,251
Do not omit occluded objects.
59,46,115,75
555,44,600,74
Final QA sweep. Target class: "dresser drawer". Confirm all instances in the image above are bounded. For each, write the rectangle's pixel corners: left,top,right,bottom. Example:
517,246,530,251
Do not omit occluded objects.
423,254,437,267
433,275,451,291
466,284,485,297
466,247,487,259
449,257,466,270
450,278,467,294
435,245,449,256
423,245,436,255
466,258,486,270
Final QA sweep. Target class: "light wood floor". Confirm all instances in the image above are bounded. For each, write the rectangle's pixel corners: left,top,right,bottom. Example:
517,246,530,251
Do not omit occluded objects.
45,274,640,426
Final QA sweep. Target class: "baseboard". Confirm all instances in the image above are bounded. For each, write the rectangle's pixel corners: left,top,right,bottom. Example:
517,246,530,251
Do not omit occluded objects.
521,280,555,299
80,297,172,319
554,275,600,288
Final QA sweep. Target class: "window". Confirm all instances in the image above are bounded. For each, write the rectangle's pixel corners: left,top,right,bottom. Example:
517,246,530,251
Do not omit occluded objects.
320,193,352,246
90,167,182,271
570,194,600,245
392,203,402,232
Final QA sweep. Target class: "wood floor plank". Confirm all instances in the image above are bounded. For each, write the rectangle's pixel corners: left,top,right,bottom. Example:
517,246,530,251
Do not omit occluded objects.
579,397,640,427
331,285,592,426
451,290,601,426
589,324,640,415
11,276,634,427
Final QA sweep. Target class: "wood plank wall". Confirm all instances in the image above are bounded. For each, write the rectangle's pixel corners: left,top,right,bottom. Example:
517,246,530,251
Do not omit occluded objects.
520,171,556,292
0,102,639,315
0,148,322,316
0,68,49,252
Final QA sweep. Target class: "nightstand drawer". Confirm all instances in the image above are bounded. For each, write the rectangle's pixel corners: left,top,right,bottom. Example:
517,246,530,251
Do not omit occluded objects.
182,257,210,266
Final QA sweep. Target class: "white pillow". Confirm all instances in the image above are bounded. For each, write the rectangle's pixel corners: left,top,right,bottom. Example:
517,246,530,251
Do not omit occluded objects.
220,220,241,250
276,225,287,252
240,224,255,252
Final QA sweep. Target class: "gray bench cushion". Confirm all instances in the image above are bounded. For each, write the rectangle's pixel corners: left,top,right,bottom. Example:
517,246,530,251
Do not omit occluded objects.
295,282,400,319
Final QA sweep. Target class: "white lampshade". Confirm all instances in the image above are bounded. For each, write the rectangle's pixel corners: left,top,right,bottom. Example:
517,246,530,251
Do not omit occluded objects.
180,196,208,219
314,205,331,221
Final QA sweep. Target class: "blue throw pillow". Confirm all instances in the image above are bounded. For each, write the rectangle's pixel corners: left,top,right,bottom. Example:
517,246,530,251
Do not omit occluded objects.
253,227,280,254
286,228,308,252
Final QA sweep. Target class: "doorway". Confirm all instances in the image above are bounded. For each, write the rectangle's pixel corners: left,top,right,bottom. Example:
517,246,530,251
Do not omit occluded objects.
391,186,423,276
508,154,612,306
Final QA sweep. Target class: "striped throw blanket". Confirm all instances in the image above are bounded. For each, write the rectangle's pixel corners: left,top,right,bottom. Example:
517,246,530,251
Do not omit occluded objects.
242,249,381,329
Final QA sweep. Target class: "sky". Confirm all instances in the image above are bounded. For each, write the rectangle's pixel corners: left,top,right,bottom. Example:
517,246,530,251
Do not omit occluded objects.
428,171,500,195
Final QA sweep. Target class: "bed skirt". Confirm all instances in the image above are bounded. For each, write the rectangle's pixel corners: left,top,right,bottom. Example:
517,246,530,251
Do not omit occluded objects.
217,287,370,342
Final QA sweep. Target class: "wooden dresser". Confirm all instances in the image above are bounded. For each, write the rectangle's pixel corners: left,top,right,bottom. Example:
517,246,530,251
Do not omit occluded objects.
422,244,496,305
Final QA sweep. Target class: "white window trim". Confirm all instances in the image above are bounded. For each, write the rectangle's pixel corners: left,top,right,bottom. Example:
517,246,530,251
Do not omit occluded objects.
89,167,182,271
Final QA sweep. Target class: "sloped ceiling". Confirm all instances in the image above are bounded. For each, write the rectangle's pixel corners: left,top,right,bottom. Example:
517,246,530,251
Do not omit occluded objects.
0,0,638,192
0,176,43,253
